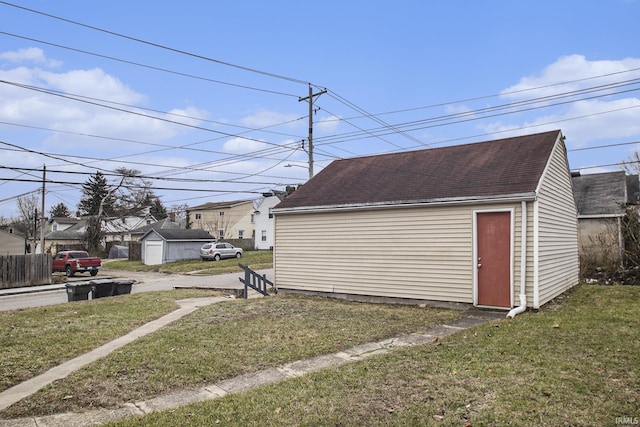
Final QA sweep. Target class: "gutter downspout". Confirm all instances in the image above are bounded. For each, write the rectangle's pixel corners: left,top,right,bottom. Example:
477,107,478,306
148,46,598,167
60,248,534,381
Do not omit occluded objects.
507,201,528,318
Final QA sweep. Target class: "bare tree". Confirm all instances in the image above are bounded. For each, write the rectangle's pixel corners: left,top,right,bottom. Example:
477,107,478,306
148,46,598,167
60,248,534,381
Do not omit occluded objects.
204,214,231,240
623,152,640,175
169,204,189,227
15,194,40,239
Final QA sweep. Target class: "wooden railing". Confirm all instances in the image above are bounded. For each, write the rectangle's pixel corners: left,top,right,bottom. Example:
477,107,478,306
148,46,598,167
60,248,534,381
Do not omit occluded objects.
238,263,275,298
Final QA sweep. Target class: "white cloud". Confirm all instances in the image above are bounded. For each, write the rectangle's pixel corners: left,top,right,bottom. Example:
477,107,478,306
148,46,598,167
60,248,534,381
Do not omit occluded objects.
39,68,144,104
0,47,61,68
500,55,640,100
315,114,341,132
223,137,271,154
479,55,640,146
166,106,208,128
240,110,301,128
0,59,210,148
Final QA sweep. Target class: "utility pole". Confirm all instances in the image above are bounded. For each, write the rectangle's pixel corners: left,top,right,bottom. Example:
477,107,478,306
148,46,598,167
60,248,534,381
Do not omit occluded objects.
40,164,46,254
298,84,326,180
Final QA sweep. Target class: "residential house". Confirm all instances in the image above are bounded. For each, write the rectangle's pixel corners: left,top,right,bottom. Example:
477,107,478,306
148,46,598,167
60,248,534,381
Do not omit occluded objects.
188,200,255,241
102,210,157,243
44,219,88,253
0,229,30,255
571,170,639,266
140,228,214,265
253,190,286,250
273,130,579,312
129,217,182,241
48,217,81,233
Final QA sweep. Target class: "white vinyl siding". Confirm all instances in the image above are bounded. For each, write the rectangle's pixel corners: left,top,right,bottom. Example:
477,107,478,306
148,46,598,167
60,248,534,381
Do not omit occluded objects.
277,205,481,303
534,140,580,308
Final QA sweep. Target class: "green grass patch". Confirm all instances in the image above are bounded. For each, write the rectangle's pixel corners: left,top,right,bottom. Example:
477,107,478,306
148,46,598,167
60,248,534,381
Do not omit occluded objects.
0,289,221,394
105,285,640,427
103,250,273,275
0,295,458,418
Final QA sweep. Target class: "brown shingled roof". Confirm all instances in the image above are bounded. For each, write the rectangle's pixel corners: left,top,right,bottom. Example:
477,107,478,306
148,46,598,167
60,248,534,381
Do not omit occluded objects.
276,130,562,210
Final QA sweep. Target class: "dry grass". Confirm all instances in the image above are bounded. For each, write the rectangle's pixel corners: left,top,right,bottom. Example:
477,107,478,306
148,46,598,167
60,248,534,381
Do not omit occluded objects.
0,289,219,393
106,285,640,427
0,294,458,418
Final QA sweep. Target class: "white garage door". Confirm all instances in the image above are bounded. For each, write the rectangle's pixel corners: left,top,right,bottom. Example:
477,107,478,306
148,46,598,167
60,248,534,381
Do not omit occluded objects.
144,241,163,265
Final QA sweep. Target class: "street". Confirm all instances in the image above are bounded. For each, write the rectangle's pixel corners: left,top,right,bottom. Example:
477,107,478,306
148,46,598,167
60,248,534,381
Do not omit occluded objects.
0,268,274,312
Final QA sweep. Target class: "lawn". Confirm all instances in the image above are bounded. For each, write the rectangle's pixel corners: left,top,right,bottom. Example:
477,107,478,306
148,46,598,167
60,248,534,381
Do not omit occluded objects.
103,285,639,427
0,294,459,419
0,289,220,393
102,250,273,275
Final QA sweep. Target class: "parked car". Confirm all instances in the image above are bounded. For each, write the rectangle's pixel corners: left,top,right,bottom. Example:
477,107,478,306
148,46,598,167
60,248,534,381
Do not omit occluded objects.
52,250,102,277
200,242,243,261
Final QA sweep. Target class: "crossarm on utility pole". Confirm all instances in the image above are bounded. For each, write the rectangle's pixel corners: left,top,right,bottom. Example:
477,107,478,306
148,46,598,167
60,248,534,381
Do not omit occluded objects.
298,84,327,180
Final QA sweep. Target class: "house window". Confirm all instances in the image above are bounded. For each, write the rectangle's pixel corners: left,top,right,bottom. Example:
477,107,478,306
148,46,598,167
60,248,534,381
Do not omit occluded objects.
52,224,58,231
238,230,244,239
251,213,255,223
218,229,224,239
219,211,225,216
268,207,273,219
261,230,267,242
195,213,202,220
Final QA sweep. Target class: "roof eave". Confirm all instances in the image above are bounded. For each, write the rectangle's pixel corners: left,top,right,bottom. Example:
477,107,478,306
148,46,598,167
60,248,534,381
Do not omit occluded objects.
273,192,537,215
578,213,625,219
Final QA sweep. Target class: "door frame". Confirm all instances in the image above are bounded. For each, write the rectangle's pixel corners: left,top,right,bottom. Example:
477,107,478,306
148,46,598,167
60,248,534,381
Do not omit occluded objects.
472,208,515,309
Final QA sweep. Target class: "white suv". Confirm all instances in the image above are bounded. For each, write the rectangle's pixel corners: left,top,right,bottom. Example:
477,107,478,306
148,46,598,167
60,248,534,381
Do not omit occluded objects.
200,242,243,261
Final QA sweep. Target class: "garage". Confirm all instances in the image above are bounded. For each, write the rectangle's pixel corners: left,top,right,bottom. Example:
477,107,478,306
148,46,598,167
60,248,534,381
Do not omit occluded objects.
144,241,163,266
139,228,214,265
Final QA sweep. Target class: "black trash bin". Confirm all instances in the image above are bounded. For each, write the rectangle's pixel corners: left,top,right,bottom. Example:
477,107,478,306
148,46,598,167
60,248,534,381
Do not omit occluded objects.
91,280,115,298
113,280,134,295
65,283,92,302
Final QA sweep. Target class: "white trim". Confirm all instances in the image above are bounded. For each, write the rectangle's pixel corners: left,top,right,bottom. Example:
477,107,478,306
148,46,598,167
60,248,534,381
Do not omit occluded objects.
472,208,515,309
533,199,540,309
535,133,563,194
520,201,528,303
275,193,537,215
578,214,625,219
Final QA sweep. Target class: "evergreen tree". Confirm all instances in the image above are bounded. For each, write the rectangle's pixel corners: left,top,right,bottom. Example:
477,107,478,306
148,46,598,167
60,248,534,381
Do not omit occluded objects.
150,197,168,219
78,171,114,216
49,202,71,218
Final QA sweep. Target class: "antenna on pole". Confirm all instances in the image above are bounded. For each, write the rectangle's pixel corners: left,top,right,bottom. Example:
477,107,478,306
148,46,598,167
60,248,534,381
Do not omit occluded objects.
299,84,327,180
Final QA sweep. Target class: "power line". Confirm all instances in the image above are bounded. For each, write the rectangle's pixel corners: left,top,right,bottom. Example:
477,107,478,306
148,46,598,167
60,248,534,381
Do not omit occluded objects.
0,177,273,194
0,31,300,98
0,165,295,186
0,1,310,85
1,79,300,150
0,142,298,182
313,79,640,147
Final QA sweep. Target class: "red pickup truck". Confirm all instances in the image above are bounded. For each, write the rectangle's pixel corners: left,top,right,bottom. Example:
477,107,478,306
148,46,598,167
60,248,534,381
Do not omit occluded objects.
52,250,103,277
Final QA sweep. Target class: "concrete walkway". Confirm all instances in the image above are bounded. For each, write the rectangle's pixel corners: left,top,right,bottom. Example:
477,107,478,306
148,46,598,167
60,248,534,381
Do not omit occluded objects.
0,300,503,426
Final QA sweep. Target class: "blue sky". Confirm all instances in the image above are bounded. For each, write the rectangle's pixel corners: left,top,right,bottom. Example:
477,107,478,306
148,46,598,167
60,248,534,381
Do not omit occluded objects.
1,0,639,219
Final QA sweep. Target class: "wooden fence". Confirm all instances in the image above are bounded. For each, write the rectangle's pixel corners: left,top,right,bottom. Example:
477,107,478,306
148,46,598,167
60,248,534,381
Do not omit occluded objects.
0,254,52,289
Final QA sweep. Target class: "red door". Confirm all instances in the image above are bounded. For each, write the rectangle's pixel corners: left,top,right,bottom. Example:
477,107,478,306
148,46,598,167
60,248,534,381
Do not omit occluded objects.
476,212,511,308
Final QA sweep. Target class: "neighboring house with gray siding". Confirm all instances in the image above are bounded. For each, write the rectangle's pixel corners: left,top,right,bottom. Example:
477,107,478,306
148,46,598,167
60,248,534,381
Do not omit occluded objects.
571,171,639,266
140,228,214,265
273,130,579,311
